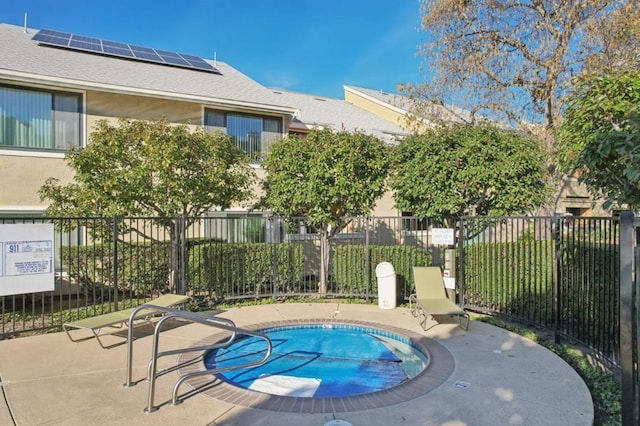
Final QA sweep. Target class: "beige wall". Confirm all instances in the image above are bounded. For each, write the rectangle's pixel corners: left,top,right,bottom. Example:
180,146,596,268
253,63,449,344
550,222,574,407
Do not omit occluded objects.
556,177,609,216
344,91,410,130
346,89,612,218
0,156,74,207
371,189,398,217
1,89,209,212
1,85,403,217
1,87,291,213
85,91,203,131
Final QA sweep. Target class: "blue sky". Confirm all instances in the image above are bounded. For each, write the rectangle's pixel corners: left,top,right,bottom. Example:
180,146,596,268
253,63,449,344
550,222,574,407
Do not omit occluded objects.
2,1,426,99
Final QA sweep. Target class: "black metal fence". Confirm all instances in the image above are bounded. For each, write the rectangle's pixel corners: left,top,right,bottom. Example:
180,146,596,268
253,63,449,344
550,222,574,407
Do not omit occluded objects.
0,213,637,421
461,215,621,363
0,215,441,336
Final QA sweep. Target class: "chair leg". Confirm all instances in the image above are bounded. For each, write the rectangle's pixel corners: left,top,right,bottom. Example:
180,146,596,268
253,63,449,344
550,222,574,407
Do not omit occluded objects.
419,313,427,330
409,295,418,317
458,314,470,331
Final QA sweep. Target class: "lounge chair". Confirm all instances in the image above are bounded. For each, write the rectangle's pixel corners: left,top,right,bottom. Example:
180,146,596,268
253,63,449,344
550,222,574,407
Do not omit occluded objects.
63,294,191,348
409,266,470,330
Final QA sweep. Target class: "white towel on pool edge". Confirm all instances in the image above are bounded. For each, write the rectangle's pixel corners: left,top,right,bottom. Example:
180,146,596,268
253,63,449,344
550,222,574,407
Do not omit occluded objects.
248,374,321,397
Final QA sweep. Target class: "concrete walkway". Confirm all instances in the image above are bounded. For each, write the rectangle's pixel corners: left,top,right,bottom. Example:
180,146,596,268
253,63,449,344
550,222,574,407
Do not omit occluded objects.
0,303,593,425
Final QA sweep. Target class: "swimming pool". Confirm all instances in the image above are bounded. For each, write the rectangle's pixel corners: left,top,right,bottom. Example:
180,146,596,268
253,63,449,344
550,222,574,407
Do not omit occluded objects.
177,319,455,413
203,323,428,398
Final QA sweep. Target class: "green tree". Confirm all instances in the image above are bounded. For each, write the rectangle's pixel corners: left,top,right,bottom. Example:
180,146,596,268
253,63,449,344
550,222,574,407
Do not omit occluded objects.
40,117,255,292
558,70,640,171
389,123,547,227
558,71,640,209
259,128,390,293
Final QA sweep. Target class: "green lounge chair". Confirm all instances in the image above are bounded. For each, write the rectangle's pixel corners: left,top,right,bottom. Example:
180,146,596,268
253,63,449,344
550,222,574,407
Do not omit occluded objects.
63,294,191,348
409,266,470,330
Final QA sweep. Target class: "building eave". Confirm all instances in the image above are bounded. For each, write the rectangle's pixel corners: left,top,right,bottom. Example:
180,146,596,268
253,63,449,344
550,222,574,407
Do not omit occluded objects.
0,69,299,116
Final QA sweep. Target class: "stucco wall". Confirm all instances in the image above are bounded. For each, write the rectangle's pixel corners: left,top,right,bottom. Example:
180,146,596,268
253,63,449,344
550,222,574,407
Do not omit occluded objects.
85,91,203,130
344,91,409,130
371,189,398,217
0,89,208,212
0,155,74,207
2,87,403,217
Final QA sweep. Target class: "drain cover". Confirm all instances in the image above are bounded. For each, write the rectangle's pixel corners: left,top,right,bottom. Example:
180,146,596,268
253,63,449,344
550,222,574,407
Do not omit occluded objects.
453,380,470,389
324,421,353,426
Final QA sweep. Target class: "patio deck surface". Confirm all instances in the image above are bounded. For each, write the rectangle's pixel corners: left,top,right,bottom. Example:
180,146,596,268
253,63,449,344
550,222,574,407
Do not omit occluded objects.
0,303,593,425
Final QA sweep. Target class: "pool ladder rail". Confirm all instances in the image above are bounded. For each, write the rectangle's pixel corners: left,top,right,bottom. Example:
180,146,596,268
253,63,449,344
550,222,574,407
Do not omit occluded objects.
122,304,273,413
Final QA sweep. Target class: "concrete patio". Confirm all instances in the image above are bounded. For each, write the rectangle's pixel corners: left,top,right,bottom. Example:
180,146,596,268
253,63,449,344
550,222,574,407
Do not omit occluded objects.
0,303,593,425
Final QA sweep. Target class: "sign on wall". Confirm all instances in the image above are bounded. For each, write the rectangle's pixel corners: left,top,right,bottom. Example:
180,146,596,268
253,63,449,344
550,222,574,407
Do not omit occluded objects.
0,224,55,296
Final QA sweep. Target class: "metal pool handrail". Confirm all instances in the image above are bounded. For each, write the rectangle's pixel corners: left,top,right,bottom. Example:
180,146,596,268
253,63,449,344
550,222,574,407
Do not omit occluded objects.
144,311,272,413
144,324,237,383
124,304,237,387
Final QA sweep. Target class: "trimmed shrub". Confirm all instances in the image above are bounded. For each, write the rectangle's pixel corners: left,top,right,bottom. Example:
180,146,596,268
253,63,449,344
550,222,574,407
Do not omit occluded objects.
464,239,619,356
331,244,431,298
557,241,619,354
464,240,555,321
189,242,304,298
60,241,171,296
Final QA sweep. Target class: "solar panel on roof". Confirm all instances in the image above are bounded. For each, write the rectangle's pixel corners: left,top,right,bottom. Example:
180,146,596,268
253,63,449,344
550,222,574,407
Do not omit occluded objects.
70,40,101,51
73,35,101,44
131,47,163,62
31,29,221,74
103,46,133,57
102,40,129,49
32,29,71,46
160,55,190,66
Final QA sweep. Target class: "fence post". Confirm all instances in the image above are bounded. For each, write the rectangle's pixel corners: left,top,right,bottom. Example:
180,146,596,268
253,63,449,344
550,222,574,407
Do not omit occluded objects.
178,216,187,296
112,215,119,311
365,217,370,302
457,217,465,308
619,211,638,426
270,215,279,301
552,214,562,344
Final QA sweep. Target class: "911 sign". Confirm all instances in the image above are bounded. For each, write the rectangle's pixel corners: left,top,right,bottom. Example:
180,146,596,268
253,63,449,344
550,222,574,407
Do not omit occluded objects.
0,224,55,296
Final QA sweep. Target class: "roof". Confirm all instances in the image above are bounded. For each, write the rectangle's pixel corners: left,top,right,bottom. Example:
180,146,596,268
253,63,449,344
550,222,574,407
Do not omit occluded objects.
0,24,297,115
269,88,407,144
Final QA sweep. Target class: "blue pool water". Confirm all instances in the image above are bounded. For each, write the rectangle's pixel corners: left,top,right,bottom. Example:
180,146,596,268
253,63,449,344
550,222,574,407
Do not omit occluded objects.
204,324,428,398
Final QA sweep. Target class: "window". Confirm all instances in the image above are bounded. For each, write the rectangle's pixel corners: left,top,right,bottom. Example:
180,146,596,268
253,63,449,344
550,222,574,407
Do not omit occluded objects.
0,85,82,151
205,109,282,161
565,207,590,217
402,212,431,232
204,212,266,243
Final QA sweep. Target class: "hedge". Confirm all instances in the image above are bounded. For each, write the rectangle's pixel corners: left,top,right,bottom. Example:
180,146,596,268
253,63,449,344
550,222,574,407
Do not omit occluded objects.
331,244,431,298
464,239,619,354
62,240,305,299
61,242,171,296
189,242,305,298
463,240,556,322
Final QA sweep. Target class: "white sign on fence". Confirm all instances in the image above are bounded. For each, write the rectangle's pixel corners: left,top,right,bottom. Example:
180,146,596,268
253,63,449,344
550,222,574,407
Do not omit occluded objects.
431,228,455,245
443,277,456,289
0,224,55,296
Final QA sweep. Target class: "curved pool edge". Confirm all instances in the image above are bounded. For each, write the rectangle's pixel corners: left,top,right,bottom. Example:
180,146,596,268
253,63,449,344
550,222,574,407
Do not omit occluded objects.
177,318,455,413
